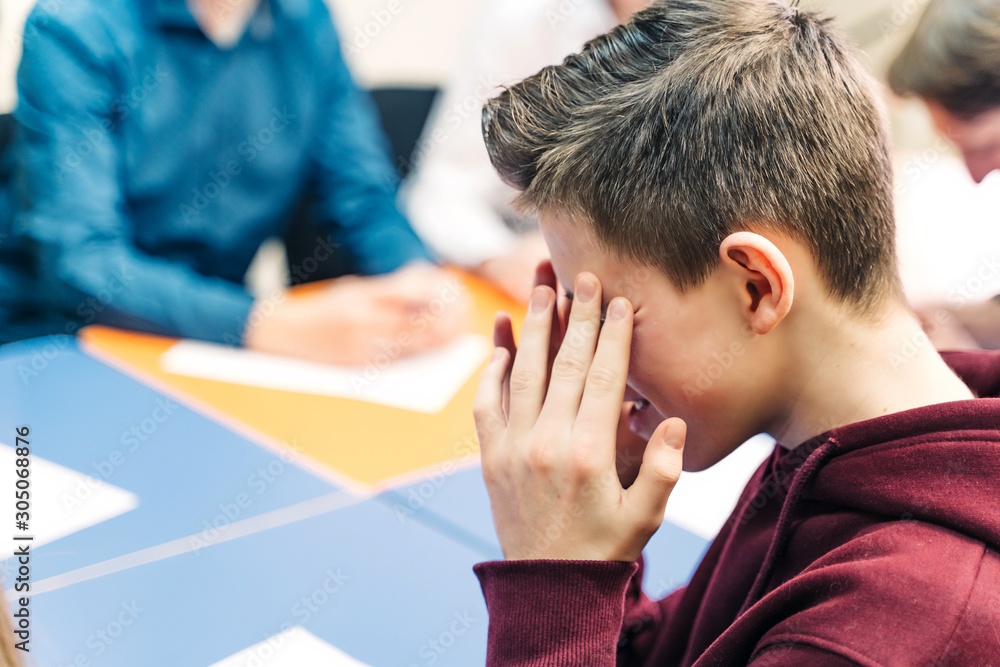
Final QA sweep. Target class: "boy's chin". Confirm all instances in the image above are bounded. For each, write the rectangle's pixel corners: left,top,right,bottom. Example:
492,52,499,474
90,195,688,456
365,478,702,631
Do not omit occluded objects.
617,403,735,478
681,450,716,473
680,433,742,473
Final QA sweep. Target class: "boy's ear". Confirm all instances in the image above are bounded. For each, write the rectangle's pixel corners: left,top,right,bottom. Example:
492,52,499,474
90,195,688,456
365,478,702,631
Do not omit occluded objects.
718,232,794,335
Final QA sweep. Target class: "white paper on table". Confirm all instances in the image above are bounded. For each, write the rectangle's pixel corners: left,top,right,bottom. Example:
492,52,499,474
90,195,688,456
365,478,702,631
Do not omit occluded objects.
209,626,370,667
1,444,139,563
161,335,491,414
664,434,775,541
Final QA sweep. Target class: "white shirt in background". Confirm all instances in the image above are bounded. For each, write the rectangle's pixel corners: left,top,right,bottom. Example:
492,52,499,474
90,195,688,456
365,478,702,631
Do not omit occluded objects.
401,0,618,267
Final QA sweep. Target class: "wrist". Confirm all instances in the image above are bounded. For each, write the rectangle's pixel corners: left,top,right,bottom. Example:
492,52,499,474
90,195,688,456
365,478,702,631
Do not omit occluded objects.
242,292,290,350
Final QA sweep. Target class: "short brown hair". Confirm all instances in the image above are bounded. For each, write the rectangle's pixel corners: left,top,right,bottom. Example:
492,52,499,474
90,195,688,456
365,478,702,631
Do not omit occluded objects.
889,0,1000,117
483,0,902,312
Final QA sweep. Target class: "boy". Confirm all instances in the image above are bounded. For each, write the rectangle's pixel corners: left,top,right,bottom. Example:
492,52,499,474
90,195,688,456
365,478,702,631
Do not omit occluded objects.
471,1,1000,664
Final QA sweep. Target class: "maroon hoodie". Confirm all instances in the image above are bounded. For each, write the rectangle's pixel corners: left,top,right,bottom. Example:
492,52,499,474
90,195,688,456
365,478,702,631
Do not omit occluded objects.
474,350,1000,665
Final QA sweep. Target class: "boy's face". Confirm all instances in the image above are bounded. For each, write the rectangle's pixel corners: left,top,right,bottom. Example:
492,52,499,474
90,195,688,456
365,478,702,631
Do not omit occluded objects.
927,101,1000,184
540,211,775,472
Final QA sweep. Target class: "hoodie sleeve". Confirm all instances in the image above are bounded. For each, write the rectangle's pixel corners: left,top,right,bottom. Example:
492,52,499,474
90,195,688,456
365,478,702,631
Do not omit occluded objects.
473,557,687,666
618,558,688,663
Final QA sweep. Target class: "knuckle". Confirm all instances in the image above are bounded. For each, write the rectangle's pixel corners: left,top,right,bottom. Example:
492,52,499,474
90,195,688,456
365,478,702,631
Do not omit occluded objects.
472,414,493,438
473,405,506,435
472,402,493,426
480,463,502,489
551,355,588,381
586,365,620,394
569,304,599,323
526,443,555,471
509,369,539,394
471,404,487,425
650,460,683,488
570,450,599,479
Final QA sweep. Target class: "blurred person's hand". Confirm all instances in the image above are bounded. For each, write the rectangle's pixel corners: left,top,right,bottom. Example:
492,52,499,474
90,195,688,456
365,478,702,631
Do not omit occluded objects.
915,300,1000,351
955,298,1000,349
244,261,470,365
475,231,550,304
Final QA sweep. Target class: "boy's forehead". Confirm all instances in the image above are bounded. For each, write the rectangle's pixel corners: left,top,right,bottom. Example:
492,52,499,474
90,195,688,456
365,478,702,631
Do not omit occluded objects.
539,211,594,285
538,210,646,296
538,209,596,250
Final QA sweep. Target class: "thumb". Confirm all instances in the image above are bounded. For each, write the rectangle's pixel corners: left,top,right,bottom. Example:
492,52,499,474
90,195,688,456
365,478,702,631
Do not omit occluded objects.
626,418,686,530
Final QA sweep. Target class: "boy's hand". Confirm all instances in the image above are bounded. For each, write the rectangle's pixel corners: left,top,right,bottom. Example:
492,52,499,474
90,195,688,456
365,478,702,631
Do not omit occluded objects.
474,265,686,562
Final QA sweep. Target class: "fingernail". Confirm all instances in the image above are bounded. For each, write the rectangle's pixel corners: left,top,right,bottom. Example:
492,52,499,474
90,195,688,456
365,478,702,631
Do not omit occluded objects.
609,298,628,320
663,421,685,450
530,287,551,313
492,347,505,362
576,276,596,303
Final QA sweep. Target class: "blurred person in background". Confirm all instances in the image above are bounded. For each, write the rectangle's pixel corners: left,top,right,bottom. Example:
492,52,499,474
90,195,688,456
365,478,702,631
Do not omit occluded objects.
402,0,649,304
0,0,467,365
889,0,1000,350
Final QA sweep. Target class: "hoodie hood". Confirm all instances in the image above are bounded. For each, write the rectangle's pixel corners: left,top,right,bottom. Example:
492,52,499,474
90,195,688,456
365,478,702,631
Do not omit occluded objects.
742,350,1000,611
806,350,1000,549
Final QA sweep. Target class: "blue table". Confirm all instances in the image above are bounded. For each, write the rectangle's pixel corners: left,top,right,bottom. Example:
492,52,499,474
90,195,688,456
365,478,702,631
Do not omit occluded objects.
2,336,708,666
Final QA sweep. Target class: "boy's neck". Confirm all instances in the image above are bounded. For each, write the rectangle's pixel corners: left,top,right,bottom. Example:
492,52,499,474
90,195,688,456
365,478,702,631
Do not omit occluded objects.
187,0,260,47
771,305,975,449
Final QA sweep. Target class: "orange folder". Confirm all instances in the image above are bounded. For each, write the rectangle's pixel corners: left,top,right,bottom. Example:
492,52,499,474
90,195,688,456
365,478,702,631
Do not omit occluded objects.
80,269,525,493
